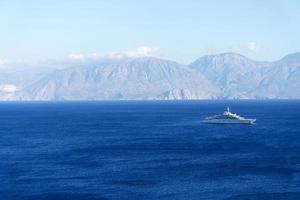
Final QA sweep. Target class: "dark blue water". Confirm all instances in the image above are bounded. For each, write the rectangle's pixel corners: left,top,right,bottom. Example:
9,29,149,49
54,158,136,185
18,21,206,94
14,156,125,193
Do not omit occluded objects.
0,100,300,200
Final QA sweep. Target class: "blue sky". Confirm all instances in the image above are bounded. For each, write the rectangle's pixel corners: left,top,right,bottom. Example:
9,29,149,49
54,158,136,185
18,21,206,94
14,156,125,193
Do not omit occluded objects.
0,0,300,64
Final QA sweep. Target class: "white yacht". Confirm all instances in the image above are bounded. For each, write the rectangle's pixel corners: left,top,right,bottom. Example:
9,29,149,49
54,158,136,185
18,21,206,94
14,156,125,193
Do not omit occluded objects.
202,107,256,124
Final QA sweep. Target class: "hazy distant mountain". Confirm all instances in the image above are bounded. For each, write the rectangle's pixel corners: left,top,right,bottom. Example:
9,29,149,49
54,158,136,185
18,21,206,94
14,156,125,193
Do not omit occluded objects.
189,52,300,99
0,53,299,100
189,53,272,98
0,66,56,100
19,57,218,100
255,53,300,98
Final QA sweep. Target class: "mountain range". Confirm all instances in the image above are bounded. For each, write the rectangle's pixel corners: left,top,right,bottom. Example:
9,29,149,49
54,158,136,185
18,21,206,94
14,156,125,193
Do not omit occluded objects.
1,52,300,100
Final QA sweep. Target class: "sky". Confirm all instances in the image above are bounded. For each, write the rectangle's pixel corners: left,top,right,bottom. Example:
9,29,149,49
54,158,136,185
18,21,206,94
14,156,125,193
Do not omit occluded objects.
0,0,300,64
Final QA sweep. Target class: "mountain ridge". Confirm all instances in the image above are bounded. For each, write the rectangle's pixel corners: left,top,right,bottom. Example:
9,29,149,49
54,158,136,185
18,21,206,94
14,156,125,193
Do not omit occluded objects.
1,52,299,100
18,57,218,100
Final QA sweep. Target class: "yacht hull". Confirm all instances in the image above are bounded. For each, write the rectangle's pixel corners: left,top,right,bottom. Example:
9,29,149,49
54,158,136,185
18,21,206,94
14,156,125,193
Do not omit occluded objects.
202,119,256,124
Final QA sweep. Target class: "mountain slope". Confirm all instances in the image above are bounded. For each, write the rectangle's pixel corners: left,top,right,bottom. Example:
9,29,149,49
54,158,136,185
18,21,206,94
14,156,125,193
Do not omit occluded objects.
189,53,300,99
1,52,299,100
255,53,300,98
0,66,56,100
21,57,219,100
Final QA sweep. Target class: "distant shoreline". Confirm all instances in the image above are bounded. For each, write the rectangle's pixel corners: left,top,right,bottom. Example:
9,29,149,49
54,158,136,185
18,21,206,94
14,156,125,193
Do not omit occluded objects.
0,99,299,103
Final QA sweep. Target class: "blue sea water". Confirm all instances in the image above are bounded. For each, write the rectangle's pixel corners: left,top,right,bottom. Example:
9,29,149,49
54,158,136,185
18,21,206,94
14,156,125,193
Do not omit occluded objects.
0,100,300,200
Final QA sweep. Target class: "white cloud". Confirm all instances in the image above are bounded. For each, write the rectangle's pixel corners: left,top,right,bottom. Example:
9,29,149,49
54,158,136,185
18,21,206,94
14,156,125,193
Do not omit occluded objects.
67,46,160,61
247,42,261,52
106,52,126,59
125,46,160,58
89,53,102,59
0,84,18,93
0,59,9,67
67,54,86,61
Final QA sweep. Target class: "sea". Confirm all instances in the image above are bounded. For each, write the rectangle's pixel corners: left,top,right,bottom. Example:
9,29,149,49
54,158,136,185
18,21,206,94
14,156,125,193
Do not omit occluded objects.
0,100,300,200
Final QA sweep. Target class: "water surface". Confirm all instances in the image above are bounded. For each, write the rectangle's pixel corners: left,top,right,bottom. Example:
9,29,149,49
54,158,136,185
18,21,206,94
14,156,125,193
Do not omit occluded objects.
0,100,300,200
